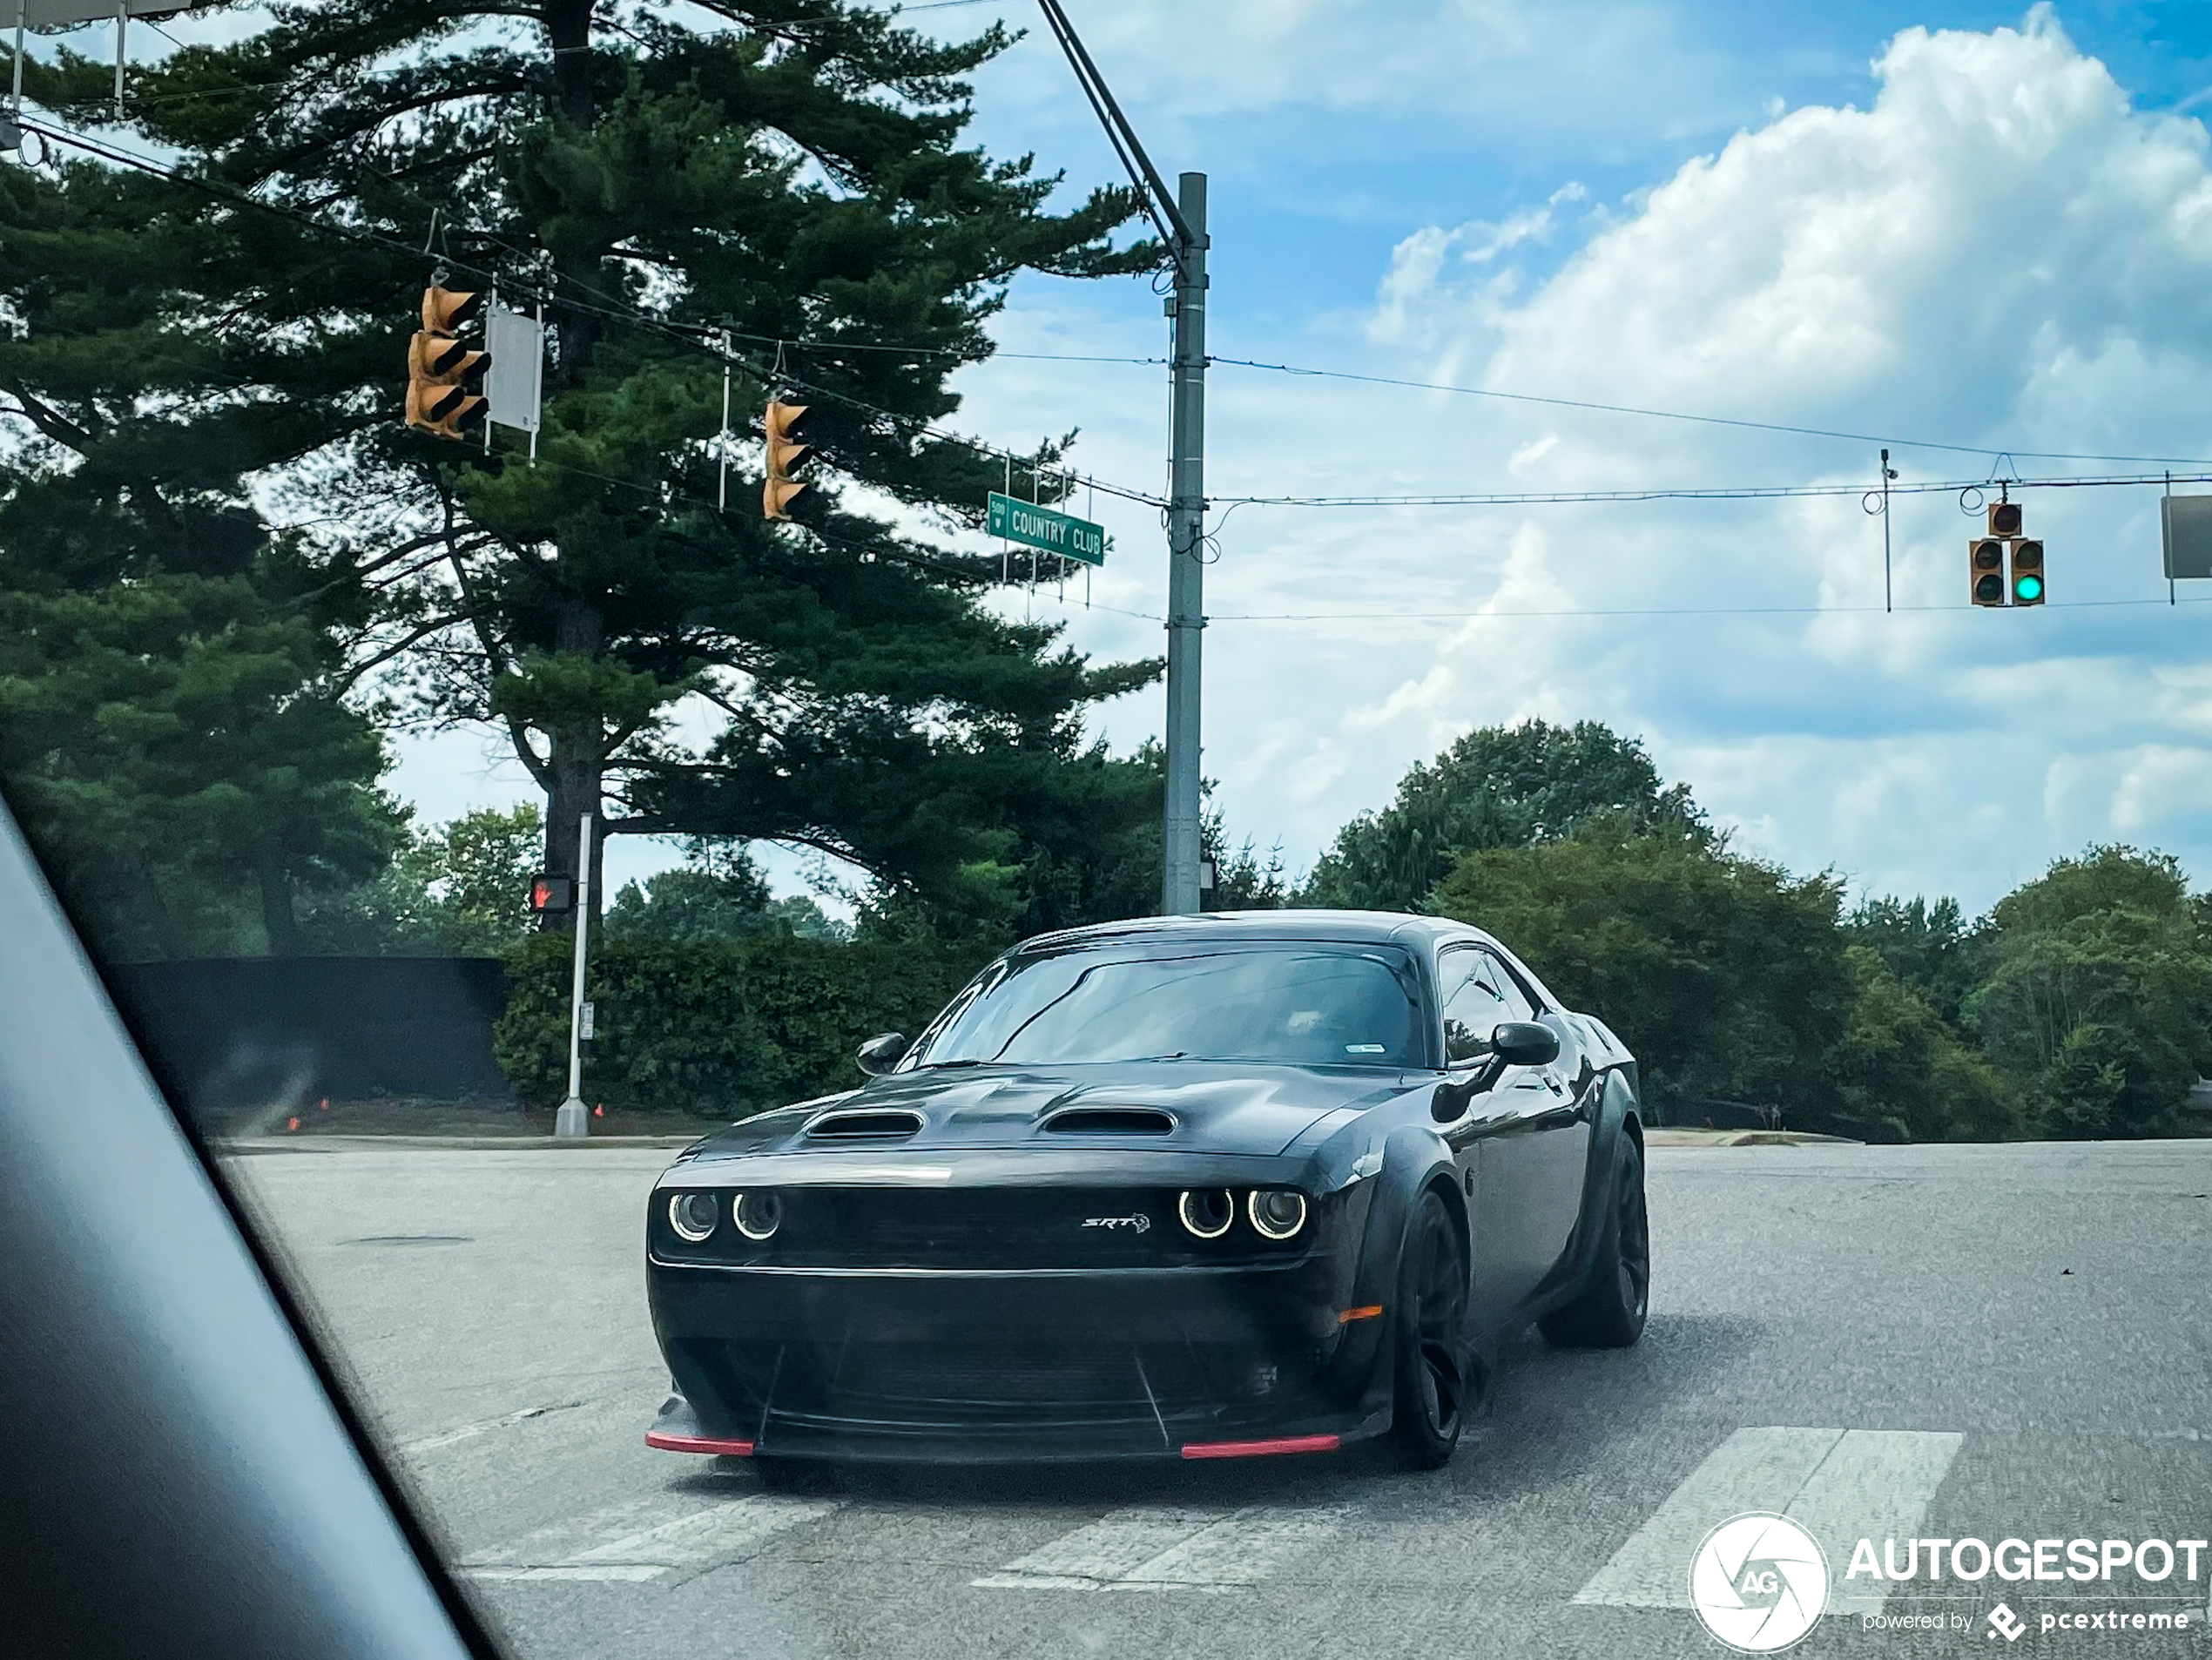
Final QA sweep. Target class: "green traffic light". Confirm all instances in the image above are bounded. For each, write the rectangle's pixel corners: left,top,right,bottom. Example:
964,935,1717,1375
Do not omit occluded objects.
2014,575,2043,602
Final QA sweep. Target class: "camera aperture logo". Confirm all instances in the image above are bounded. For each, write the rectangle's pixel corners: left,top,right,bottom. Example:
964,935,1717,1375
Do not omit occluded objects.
1689,1513,1831,1653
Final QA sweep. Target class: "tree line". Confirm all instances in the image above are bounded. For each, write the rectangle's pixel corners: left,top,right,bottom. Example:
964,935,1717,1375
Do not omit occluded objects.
1293,719,2212,1144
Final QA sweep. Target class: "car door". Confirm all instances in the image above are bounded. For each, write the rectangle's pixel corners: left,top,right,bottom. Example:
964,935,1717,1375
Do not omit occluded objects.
1433,944,1531,1329
1440,947,1581,1315
1487,955,1590,1290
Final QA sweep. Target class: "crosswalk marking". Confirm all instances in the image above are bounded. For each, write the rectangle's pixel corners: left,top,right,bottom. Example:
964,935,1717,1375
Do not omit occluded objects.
1791,1430,1965,1615
973,1504,1352,1592
1573,1426,1963,1615
462,1493,840,1583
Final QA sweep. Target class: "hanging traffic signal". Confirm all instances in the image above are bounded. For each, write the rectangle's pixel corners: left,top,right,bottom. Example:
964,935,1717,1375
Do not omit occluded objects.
1988,501,2023,538
763,399,813,520
407,285,491,440
1970,537,2006,607
2011,538,2045,605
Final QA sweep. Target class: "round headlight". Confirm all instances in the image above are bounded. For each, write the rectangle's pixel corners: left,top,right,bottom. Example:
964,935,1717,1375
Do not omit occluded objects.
1247,1188,1308,1241
732,1190,783,1242
1177,1187,1235,1240
668,1191,718,1244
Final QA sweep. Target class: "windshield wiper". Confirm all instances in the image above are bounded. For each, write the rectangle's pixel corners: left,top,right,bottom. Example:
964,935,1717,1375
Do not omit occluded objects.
914,1057,993,1070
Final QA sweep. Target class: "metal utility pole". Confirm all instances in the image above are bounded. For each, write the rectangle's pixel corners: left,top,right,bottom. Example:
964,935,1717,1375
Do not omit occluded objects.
1035,0,1210,915
1161,173,1209,915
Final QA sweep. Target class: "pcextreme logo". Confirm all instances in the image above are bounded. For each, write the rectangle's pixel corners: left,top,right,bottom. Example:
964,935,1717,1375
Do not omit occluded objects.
1689,1513,1831,1653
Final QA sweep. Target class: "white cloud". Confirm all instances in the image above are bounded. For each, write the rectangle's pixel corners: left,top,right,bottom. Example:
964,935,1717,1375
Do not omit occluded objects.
947,9,2212,914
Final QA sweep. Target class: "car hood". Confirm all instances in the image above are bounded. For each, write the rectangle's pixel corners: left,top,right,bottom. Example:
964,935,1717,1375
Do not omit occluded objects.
683,1062,1420,1162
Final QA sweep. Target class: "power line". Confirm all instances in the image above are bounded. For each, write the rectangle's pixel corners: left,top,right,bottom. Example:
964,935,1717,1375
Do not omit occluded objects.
1209,355,2212,471
1209,470,2212,509
1204,594,2212,624
11,115,1166,509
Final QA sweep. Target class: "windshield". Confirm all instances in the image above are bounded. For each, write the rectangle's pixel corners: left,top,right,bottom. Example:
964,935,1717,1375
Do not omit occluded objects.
907,942,1426,1068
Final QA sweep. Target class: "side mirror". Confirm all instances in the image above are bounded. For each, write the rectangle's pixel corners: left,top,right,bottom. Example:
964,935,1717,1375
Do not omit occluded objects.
1493,1021,1560,1067
855,1032,908,1076
1431,1022,1561,1122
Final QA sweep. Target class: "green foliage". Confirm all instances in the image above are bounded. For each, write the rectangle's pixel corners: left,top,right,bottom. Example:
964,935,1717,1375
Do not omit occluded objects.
1831,947,2017,1143
602,838,851,942
494,932,974,1117
1429,827,1844,1124
0,512,401,961
1302,719,1706,913
1843,894,1982,1028
298,804,544,955
1969,848,2212,1139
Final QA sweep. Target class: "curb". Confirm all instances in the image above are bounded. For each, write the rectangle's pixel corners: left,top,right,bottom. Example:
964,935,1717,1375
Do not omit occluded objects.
219,1134,701,1154
1645,1129,1865,1149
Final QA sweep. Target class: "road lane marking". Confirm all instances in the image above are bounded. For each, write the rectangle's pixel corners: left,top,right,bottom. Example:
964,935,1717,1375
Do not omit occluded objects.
973,1505,1351,1592
1574,1427,1962,1615
463,1493,840,1583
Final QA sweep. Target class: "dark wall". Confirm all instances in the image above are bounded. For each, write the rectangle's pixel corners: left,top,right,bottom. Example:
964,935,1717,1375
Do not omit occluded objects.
107,957,513,1129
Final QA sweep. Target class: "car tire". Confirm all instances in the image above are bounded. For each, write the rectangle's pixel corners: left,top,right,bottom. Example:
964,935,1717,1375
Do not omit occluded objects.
1539,1137,1649,1349
1390,1187,1468,1470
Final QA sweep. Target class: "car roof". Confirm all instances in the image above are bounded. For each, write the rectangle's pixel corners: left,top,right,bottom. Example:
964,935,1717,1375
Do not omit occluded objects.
1014,908,1490,956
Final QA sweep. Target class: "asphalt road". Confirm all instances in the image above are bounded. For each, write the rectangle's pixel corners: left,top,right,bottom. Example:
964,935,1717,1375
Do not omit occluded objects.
222,1140,2212,1659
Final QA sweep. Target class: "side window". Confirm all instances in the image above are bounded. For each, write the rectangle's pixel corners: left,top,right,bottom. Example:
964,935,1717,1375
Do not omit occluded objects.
1488,954,1539,1022
1440,948,1516,1064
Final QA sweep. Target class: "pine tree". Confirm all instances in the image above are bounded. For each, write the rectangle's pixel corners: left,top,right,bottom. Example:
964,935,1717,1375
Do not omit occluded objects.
0,148,402,958
27,0,1161,926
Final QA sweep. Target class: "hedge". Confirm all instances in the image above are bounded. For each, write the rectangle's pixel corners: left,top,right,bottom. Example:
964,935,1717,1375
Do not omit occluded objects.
495,934,980,1117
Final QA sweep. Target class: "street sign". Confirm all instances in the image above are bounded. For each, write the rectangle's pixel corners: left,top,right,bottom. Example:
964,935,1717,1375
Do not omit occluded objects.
987,491,1105,566
2162,494,2212,579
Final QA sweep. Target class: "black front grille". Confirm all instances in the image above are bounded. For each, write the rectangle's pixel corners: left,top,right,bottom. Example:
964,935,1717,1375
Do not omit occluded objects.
691,1336,1315,1432
774,1187,1273,1268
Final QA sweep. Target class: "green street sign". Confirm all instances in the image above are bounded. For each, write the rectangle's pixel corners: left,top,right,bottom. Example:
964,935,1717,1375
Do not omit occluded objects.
987,491,1106,566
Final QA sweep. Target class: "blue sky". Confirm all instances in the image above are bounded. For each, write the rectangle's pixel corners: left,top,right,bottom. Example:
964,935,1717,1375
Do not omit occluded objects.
885,0,2212,916
84,0,2212,914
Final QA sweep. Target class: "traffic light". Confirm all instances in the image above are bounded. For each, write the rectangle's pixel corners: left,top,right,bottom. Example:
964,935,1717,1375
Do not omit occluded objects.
1970,537,2006,607
407,285,491,440
528,874,575,917
2011,538,2045,605
1988,501,2023,538
763,399,813,520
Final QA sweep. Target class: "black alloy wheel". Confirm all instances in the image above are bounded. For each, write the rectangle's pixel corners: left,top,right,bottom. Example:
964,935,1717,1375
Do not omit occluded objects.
1391,1188,1468,1469
1538,1139,1649,1348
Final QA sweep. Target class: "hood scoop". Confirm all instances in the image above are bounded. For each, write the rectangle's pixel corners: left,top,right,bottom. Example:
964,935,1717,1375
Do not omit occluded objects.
1039,1106,1176,1136
806,1108,925,1140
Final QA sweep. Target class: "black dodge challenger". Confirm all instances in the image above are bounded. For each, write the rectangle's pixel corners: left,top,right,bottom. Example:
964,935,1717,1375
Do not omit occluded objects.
644,909,1648,1471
